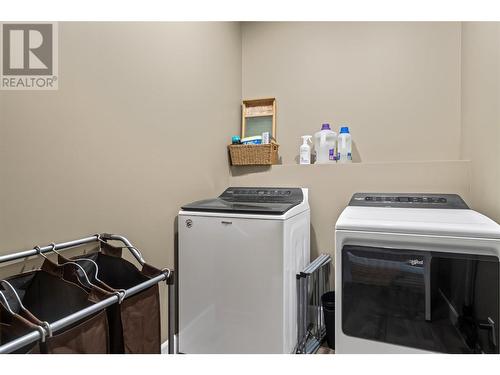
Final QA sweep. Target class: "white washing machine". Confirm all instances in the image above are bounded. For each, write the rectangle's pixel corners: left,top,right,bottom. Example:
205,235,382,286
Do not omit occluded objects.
335,193,500,354
178,187,310,353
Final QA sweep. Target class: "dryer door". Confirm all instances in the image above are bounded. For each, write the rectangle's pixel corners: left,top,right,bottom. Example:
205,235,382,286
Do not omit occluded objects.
342,245,499,353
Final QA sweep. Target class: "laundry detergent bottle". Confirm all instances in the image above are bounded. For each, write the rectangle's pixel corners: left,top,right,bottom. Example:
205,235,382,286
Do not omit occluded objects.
337,126,352,163
314,123,337,164
299,135,313,164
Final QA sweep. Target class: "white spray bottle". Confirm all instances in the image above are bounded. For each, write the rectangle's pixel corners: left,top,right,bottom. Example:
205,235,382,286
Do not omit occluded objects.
299,135,313,164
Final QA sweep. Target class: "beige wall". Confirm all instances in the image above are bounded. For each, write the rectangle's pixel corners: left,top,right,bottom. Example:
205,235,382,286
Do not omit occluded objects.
237,21,492,286
1,22,500,343
230,161,471,261
242,22,462,164
461,22,500,223
0,22,242,340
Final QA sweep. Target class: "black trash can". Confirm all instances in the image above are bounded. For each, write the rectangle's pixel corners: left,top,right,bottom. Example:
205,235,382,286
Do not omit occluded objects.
321,291,335,350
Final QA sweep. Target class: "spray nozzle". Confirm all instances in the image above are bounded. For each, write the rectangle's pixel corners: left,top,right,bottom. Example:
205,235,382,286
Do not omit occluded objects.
301,135,312,145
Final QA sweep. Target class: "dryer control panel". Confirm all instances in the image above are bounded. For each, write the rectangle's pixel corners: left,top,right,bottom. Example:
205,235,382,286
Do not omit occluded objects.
349,193,469,209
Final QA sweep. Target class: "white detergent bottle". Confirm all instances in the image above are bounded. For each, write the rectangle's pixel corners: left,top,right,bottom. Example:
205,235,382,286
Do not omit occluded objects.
314,123,337,164
299,135,313,164
337,126,352,163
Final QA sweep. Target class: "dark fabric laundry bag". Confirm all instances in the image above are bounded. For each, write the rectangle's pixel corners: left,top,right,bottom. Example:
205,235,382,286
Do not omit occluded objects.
2,260,109,354
0,303,40,354
59,242,162,354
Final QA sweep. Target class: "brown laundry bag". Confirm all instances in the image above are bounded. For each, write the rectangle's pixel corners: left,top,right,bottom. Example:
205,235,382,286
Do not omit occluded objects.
57,255,125,354
3,261,109,354
60,242,162,354
0,303,40,354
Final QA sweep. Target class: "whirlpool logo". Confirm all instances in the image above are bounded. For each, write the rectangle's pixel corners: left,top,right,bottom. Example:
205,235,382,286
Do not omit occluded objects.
407,259,424,266
1,22,58,90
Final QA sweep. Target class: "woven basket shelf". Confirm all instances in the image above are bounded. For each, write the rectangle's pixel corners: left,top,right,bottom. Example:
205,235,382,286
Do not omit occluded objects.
228,143,279,166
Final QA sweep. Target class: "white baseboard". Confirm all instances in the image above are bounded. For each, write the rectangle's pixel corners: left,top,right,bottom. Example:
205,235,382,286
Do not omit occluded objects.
161,340,169,354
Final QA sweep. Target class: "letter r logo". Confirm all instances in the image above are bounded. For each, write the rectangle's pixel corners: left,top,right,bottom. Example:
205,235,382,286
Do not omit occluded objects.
2,23,53,75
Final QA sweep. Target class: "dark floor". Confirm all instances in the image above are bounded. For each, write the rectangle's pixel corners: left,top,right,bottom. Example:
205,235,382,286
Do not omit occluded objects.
316,341,335,354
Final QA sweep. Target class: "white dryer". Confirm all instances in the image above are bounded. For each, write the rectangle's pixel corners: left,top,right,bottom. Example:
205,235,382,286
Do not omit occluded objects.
335,193,500,354
178,187,310,353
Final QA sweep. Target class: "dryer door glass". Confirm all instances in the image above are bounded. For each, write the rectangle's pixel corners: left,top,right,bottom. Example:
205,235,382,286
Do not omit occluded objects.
342,245,499,353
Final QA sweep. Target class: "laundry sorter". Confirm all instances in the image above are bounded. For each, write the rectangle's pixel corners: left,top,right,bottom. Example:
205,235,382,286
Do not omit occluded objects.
0,233,176,354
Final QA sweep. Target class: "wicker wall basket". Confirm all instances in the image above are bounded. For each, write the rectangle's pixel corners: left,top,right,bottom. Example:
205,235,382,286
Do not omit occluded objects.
228,143,279,166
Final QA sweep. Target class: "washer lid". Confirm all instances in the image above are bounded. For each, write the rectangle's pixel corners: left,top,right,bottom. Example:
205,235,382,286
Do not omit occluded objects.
181,187,304,215
336,205,500,239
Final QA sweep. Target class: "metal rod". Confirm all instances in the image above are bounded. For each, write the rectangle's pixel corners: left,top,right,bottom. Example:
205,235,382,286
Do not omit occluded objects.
303,272,309,333
167,270,176,354
302,275,307,349
302,254,327,274
296,275,304,353
296,274,310,354
299,276,302,339
100,233,146,265
301,255,323,275
0,236,99,264
302,255,330,276
318,265,323,335
303,254,331,275
315,271,319,337
0,330,41,354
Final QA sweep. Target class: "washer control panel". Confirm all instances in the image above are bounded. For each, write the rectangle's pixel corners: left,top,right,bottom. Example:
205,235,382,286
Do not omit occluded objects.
220,187,303,203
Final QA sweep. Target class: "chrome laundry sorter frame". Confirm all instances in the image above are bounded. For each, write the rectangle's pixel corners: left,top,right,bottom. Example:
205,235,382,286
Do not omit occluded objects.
0,233,177,354
295,254,331,354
